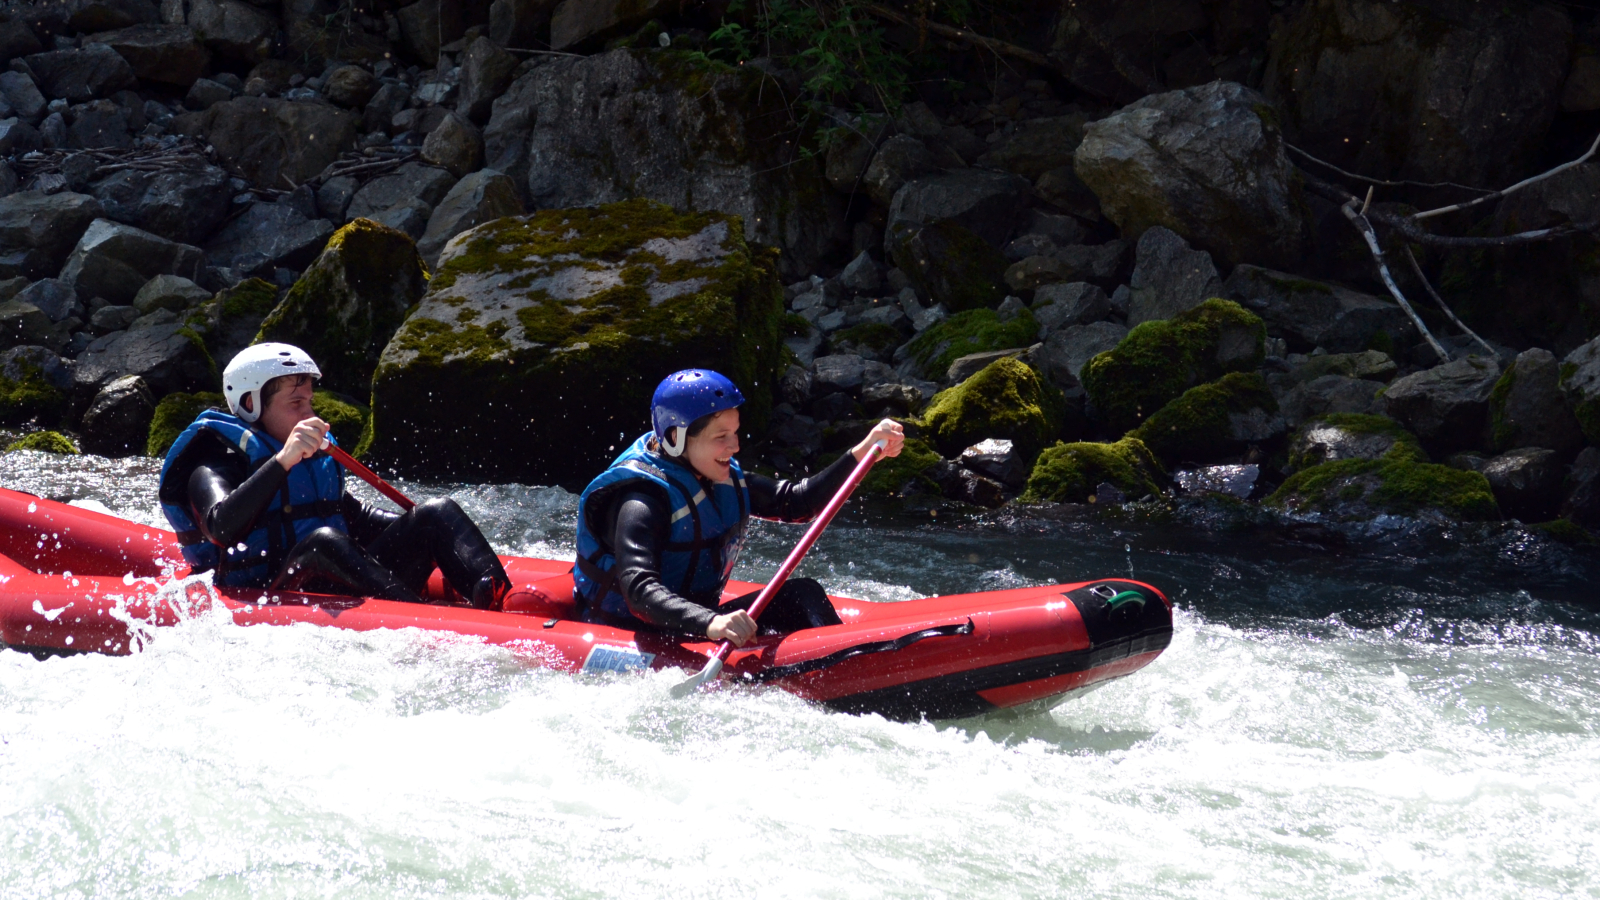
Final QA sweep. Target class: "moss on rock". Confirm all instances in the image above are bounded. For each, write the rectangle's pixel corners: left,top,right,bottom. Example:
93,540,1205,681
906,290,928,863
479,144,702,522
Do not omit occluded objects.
6,430,78,454
369,199,783,486
830,321,901,356
889,219,1010,313
0,362,67,427
859,435,942,495
184,278,280,371
147,391,225,457
1286,412,1420,473
1020,436,1164,504
1267,440,1499,522
1131,372,1278,466
312,390,372,456
907,308,1037,380
921,357,1063,459
1081,298,1265,434
257,218,428,395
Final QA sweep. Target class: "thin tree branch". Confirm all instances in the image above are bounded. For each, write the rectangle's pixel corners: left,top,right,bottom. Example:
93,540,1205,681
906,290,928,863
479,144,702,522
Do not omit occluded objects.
1341,199,1449,362
1401,245,1497,358
1301,174,1593,247
1412,130,1600,221
1285,144,1494,194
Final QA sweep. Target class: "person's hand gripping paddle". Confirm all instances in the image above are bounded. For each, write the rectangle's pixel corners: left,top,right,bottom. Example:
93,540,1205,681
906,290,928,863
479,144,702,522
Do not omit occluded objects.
671,439,888,698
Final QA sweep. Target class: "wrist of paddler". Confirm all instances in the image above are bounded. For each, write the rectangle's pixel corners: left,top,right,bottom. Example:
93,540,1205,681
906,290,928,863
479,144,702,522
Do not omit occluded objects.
851,418,906,461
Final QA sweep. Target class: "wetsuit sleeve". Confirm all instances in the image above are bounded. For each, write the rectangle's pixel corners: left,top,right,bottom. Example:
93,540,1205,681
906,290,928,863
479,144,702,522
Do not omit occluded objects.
340,492,400,547
746,451,857,523
188,455,287,548
609,489,717,635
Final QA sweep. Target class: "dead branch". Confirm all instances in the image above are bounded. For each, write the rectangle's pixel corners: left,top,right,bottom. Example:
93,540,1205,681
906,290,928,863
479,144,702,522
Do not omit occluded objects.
1401,244,1497,358
1300,174,1593,248
1285,144,1494,195
1412,131,1600,222
1341,199,1449,362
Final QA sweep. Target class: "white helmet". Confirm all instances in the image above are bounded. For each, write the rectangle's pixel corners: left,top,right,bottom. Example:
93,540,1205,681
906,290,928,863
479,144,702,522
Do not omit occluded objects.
223,343,321,423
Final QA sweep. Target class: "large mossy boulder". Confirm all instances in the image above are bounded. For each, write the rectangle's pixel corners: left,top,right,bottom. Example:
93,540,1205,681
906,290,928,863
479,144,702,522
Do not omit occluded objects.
185,277,279,368
906,308,1038,381
1489,348,1583,455
368,199,782,486
1021,436,1164,504
920,357,1063,460
1081,298,1265,434
147,391,223,457
255,219,428,395
1130,372,1281,467
1267,441,1499,522
6,430,78,454
859,436,943,496
0,345,71,427
1286,413,1420,473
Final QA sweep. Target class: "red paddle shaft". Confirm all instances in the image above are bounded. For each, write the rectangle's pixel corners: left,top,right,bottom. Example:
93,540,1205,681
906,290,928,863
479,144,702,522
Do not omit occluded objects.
672,440,887,696
324,443,416,511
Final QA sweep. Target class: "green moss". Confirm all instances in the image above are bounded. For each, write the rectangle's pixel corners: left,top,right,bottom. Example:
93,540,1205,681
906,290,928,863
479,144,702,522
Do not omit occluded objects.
920,357,1063,459
1488,366,1516,451
1287,412,1422,472
0,363,66,427
1267,441,1498,521
889,219,1009,313
6,430,78,454
176,325,218,382
1130,372,1277,466
1365,329,1397,358
907,308,1037,379
312,390,372,457
219,278,278,320
831,321,901,354
1531,518,1599,545
1081,299,1266,435
859,435,942,495
1020,436,1164,504
783,312,812,337
147,392,225,457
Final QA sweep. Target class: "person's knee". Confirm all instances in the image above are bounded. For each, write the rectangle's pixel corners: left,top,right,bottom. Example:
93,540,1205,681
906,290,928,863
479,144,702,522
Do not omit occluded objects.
298,526,355,554
413,497,464,526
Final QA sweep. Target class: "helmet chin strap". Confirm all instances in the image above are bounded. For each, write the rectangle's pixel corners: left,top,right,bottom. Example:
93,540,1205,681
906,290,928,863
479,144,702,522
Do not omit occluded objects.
663,426,688,457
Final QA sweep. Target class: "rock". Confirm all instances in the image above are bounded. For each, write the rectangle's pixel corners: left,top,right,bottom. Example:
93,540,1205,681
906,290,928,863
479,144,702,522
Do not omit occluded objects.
1131,372,1282,466
960,437,1029,487
921,357,1062,459
1125,226,1223,327
1004,242,1128,292
68,0,159,32
1032,283,1109,337
1559,336,1600,446
1480,447,1564,522
906,307,1040,381
1292,350,1399,383
490,0,557,50
14,279,80,323
204,200,335,274
183,76,231,110
1287,413,1417,472
77,373,153,456
1083,299,1265,434
415,169,522,267
1263,0,1571,188
0,344,71,425
771,411,823,458
132,273,208,314
60,218,203,305
549,0,671,50
862,134,938,207
1562,56,1600,113
87,163,231,245
173,0,277,63
458,36,518,123
860,381,925,418
23,44,137,102
1487,348,1583,455
366,197,431,240
37,112,65,149
322,65,376,110
0,191,103,278
1173,464,1259,500
0,20,43,66
976,115,1089,180
778,364,812,406
96,23,208,86
947,348,1030,384
421,111,484,178
254,219,426,395
808,391,856,422
1074,81,1310,270
180,277,276,367
824,114,890,193
884,168,1031,253
1021,436,1163,504
838,251,880,294
888,220,1008,314
0,71,47,121
1223,265,1414,354
316,175,358,223
1382,355,1501,455
203,98,360,189
72,321,213,401
347,161,457,221
368,199,782,485
482,50,842,280
88,304,139,334
812,354,865,396
64,98,130,149
362,81,407,135
1033,321,1127,390
1561,447,1600,528
1279,375,1384,427
0,300,66,352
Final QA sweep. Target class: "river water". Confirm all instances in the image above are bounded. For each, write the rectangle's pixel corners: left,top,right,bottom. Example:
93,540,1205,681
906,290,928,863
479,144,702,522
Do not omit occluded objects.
3,449,1599,899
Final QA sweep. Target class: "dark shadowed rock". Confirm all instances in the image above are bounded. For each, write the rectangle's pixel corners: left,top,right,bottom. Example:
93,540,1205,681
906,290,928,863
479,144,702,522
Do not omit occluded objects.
96,23,209,86
1032,282,1109,337
203,98,359,189
1126,226,1223,326
204,200,334,274
1562,447,1600,528
24,44,137,102
458,36,518,123
0,300,66,352
72,322,213,401
1279,375,1384,427
1034,320,1127,389
175,0,278,64
812,354,866,396
88,164,231,245
367,198,432,241
14,279,80,323
977,115,1088,180
1004,241,1128,292
416,169,523,267
824,113,889,193
0,191,104,278
347,161,457,221
1382,356,1500,454
549,0,672,50
1559,335,1600,445
1490,348,1583,455
888,219,1009,313
0,20,43,66
183,77,232,110
1481,447,1564,522
65,99,130,149
322,65,377,110
88,305,139,335
862,134,938,207
885,168,1031,252
68,0,159,33
1287,415,1411,470
1224,265,1414,353
960,438,1029,488
421,111,483,178
61,219,204,305
490,0,559,49
132,274,208,314
0,71,47,120
78,373,154,456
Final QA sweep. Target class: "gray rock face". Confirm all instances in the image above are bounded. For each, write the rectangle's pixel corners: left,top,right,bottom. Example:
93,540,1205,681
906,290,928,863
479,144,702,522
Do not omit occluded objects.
960,438,1028,488
65,99,130,150
0,191,103,278
367,197,431,240
1481,446,1564,522
421,111,483,178
1491,348,1583,455
1034,321,1127,389
549,0,672,50
862,134,938,207
1278,374,1384,427
1291,350,1399,383
0,21,43,67
1382,355,1501,454
0,118,42,155
72,321,212,400
1289,418,1405,469
78,373,155,457
133,273,209,313
316,175,358,222
976,114,1088,180
1032,282,1109,337
948,348,1031,384
1562,447,1600,528
362,81,408,135
885,168,1031,252
347,161,458,221
204,200,334,274
88,164,231,245
170,0,278,63
458,36,518,123
0,345,71,392
203,98,360,189
838,251,880,294
1560,336,1600,446
1263,0,1571,188
60,218,204,305
70,0,160,32
14,280,81,323
416,169,524,267
322,65,376,109
812,354,865,396
1225,265,1414,354
1074,81,1310,269
1004,241,1128,292
88,304,139,335
0,71,48,121
1174,464,1260,500
23,44,138,102
482,49,843,279
0,300,66,352
1126,226,1223,326
183,76,231,110
96,23,209,86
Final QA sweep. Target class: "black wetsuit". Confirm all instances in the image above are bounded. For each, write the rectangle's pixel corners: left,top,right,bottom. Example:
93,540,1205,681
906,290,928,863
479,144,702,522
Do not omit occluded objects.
596,453,859,635
186,444,509,607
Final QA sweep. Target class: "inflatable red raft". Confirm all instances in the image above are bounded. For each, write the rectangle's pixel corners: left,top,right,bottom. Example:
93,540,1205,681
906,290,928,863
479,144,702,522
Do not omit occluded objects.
0,487,1172,720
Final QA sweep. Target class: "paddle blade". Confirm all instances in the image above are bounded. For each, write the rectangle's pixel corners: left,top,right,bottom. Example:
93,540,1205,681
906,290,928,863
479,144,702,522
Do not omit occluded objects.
669,656,725,698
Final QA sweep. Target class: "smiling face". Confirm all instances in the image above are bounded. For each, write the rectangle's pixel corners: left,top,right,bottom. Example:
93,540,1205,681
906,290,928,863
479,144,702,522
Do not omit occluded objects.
683,408,740,483
256,373,316,443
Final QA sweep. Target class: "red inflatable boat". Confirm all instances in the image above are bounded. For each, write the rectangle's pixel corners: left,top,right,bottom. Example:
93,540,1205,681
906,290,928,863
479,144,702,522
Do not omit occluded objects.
0,487,1172,720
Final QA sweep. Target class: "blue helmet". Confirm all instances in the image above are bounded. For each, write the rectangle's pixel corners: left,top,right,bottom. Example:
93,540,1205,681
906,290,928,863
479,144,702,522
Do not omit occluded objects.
651,369,745,457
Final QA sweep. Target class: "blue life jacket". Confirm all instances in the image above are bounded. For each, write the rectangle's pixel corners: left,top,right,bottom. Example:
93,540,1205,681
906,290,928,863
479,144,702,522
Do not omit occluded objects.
573,433,749,624
157,409,348,587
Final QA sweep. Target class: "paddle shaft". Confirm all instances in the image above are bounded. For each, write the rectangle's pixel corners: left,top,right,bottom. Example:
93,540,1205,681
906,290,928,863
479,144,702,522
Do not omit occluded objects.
324,443,416,511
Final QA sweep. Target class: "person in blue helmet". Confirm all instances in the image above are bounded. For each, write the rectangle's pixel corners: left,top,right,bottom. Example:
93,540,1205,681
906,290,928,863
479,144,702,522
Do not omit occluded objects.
574,369,905,645
157,342,511,608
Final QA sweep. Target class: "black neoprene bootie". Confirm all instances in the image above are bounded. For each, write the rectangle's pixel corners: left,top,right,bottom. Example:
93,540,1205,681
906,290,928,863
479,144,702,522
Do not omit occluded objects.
470,574,510,611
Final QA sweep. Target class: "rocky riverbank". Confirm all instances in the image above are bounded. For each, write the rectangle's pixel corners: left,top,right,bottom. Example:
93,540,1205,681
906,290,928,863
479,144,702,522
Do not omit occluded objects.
1,0,1599,542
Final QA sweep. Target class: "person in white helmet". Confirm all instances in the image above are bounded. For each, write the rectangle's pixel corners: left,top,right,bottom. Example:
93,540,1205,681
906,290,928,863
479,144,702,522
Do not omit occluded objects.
156,343,510,608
